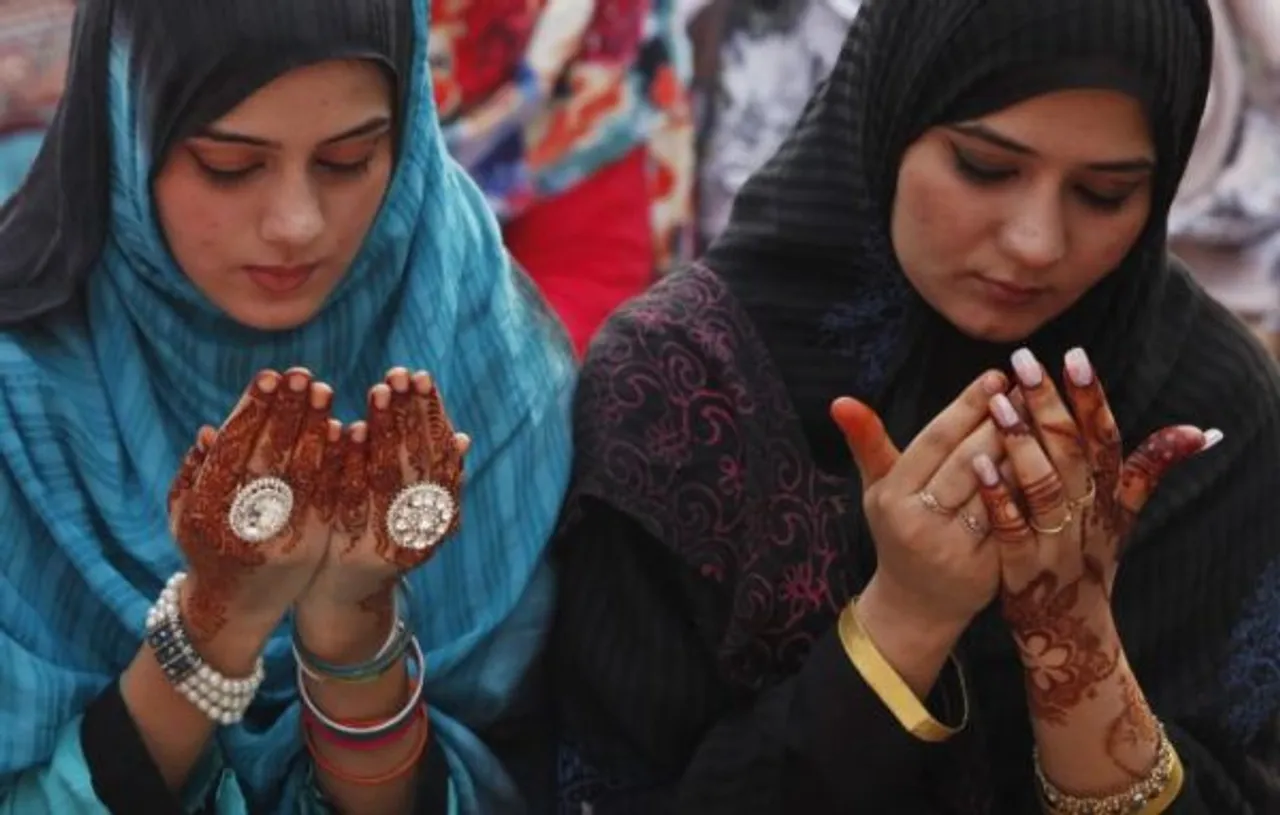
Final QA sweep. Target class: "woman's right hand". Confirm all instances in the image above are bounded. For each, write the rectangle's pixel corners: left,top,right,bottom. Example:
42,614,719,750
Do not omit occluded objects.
832,371,1013,635
167,368,342,648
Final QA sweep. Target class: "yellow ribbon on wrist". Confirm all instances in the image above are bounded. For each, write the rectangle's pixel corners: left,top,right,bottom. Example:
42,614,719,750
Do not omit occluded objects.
837,599,968,743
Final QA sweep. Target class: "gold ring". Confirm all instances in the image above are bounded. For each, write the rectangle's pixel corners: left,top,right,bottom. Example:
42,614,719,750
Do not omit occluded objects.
1067,477,1097,510
917,490,957,517
1029,509,1073,536
959,512,986,537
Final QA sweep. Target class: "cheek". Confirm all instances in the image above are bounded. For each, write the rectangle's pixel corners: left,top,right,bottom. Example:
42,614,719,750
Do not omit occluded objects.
328,159,393,254
154,169,239,272
1068,202,1151,289
892,165,990,275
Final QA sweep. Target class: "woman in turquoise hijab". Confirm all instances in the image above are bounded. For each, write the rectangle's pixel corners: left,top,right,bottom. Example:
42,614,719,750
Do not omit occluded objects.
0,0,575,813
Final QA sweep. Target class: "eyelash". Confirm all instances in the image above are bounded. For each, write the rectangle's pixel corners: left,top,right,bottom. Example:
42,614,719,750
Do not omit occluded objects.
194,155,374,186
949,146,1134,213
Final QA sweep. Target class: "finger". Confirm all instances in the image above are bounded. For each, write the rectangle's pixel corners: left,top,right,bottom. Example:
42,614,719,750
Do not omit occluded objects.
335,422,370,548
168,425,216,516
245,368,310,478
1062,348,1122,499
953,492,991,540
403,371,432,482
315,419,345,525
197,370,280,497
368,380,404,498
418,373,463,493
1010,348,1090,499
896,370,1009,490
283,382,334,517
989,393,1070,532
919,417,1007,512
973,453,1037,586
831,397,899,487
1117,426,1213,520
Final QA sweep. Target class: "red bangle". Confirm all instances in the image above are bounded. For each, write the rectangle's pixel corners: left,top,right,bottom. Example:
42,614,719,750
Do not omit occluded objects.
304,715,429,787
302,702,426,752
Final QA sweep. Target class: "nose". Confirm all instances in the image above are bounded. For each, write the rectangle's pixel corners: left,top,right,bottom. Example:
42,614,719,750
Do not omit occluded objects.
998,192,1066,270
259,171,324,250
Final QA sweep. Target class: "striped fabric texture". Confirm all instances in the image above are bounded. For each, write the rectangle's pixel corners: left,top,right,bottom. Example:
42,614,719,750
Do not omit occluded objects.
0,0,576,812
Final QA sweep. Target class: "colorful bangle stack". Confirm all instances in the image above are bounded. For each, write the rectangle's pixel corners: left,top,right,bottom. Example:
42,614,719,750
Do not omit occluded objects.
293,579,414,685
145,571,265,725
298,635,429,786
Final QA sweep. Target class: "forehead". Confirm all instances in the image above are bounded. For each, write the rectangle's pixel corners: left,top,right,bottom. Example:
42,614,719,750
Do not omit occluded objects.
211,59,393,140
967,89,1154,161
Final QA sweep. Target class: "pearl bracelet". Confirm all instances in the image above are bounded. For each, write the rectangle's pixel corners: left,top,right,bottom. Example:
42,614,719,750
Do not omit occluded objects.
145,572,265,725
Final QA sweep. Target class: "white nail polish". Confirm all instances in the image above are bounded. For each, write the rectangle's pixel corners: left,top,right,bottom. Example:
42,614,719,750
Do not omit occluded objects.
1064,348,1094,387
1201,428,1224,451
1011,348,1042,388
972,455,1000,487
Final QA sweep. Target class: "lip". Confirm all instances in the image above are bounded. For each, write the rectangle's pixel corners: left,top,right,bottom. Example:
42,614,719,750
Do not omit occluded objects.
243,264,317,294
973,275,1045,306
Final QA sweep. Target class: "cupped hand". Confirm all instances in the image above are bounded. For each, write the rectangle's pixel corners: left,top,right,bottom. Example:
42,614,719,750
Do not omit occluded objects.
831,370,1015,633
294,368,467,643
168,368,341,644
974,347,1218,722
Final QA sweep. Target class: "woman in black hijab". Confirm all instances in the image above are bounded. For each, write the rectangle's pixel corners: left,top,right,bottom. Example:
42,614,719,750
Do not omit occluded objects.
552,0,1280,812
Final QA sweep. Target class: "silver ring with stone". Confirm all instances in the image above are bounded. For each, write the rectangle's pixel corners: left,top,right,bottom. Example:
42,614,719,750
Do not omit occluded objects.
227,476,294,543
386,482,457,551
959,512,987,538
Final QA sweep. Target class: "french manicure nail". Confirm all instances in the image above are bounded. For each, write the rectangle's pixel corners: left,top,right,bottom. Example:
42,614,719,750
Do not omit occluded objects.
1201,428,1224,451
972,454,1000,487
990,394,1020,429
351,422,368,443
373,385,392,409
1011,348,1042,388
1064,348,1093,387
256,371,279,392
310,383,333,409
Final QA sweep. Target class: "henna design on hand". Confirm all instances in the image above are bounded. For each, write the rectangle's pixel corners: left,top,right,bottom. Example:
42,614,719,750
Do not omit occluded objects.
282,383,333,554
336,423,371,552
978,481,1032,542
1105,674,1160,780
1002,570,1120,725
1022,473,1066,519
174,372,278,642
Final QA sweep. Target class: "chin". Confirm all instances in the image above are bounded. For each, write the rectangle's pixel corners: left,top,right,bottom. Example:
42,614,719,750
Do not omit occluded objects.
946,308,1044,344
223,302,324,332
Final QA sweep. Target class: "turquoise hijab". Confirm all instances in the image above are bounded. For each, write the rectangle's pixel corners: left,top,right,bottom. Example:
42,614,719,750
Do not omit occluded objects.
0,0,575,811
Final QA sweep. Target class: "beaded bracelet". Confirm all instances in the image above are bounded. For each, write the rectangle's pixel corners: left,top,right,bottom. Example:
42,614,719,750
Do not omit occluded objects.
297,634,427,744
1035,722,1183,815
145,572,265,725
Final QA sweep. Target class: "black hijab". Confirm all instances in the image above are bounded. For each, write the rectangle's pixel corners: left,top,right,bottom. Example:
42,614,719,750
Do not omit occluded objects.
568,0,1280,782
706,0,1211,458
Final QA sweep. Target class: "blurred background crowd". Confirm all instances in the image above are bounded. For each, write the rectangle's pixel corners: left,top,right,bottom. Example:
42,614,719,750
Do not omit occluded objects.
4,0,1280,355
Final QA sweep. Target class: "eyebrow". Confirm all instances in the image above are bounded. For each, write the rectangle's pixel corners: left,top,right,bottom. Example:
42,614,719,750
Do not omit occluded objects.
947,122,1155,173
193,115,392,148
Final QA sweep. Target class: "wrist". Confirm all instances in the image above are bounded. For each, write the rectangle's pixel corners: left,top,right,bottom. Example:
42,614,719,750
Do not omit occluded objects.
857,577,966,699
179,579,277,676
294,600,395,665
860,574,968,654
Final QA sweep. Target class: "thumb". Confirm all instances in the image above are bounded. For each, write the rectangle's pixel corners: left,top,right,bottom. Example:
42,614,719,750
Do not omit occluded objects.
1117,426,1219,517
831,397,900,487
168,425,216,520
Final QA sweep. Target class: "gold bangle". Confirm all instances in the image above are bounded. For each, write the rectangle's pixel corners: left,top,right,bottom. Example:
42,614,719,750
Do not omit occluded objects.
837,599,968,743
1035,722,1184,814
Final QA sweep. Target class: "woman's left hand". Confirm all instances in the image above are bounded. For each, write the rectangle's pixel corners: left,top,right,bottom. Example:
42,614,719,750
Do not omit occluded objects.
294,368,467,658
972,347,1218,724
